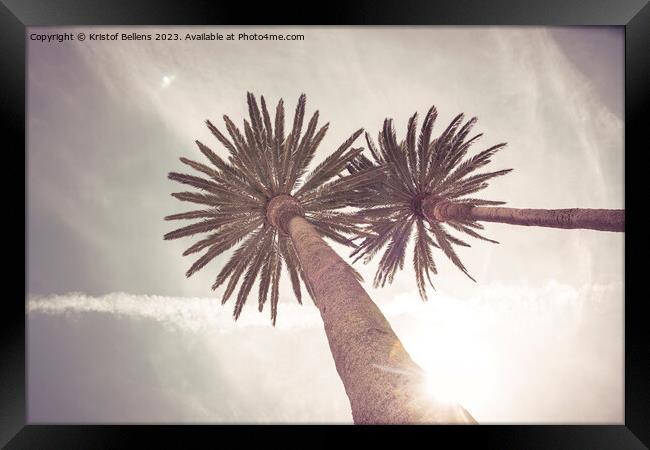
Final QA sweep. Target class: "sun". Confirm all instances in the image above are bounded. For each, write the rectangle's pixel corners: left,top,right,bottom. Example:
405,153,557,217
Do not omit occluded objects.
392,296,500,419
425,374,462,404
161,74,176,88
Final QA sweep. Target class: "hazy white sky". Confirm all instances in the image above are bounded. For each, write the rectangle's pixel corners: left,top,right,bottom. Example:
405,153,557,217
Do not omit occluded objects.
27,26,623,424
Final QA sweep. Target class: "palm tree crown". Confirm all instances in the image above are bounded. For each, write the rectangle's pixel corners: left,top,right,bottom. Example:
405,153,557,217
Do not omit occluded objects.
165,93,383,325
347,106,512,300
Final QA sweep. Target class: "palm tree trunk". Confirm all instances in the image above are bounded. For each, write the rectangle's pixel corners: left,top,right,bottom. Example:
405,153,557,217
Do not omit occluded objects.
267,195,476,424
424,198,624,232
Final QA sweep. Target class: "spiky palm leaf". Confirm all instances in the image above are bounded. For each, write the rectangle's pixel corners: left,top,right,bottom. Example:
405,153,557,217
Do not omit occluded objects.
165,93,383,325
347,106,511,300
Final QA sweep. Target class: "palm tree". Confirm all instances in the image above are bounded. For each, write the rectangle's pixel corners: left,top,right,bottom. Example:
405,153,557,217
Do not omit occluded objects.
347,106,625,300
164,93,476,424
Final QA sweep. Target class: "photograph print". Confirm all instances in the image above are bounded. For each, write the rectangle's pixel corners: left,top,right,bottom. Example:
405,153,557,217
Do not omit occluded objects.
27,26,624,424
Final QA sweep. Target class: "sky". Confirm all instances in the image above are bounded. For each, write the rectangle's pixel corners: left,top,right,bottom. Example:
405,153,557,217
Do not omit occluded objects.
26,26,624,424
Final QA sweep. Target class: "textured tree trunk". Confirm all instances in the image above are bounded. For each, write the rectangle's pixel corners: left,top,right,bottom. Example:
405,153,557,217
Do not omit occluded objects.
267,195,476,424
424,198,624,232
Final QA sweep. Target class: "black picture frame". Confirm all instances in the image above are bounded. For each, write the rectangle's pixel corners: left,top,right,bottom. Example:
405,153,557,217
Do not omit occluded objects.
3,0,648,448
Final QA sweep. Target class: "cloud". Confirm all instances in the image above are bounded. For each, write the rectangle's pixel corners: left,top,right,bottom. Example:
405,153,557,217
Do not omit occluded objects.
27,278,606,333
27,291,323,333
28,279,622,423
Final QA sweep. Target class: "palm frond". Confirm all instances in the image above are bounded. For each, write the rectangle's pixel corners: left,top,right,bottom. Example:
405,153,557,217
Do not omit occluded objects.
283,111,324,192
374,216,414,288
442,169,512,198
294,128,364,197
211,227,267,291
351,217,407,264
185,220,263,277
365,131,383,163
171,191,221,207
428,222,476,282
233,229,274,320
434,143,508,192
258,247,273,311
164,215,252,241
278,237,302,305
417,106,437,188
405,112,418,175
380,120,416,193
270,250,282,326
181,218,261,255
413,219,437,301
446,220,499,244
219,227,273,304
279,94,307,190
164,209,218,221
301,165,388,209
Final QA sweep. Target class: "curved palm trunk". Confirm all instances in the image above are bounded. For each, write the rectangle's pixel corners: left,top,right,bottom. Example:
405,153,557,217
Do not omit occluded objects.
268,195,476,424
424,198,624,232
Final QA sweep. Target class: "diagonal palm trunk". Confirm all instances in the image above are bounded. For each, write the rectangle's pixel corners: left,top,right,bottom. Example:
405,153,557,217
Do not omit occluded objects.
424,198,625,232
268,195,476,424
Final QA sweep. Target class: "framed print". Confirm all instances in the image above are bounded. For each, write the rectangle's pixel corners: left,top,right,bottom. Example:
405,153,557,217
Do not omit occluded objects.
3,0,648,447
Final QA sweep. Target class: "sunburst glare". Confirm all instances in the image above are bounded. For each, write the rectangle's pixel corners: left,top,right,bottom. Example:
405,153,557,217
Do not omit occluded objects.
161,74,176,88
